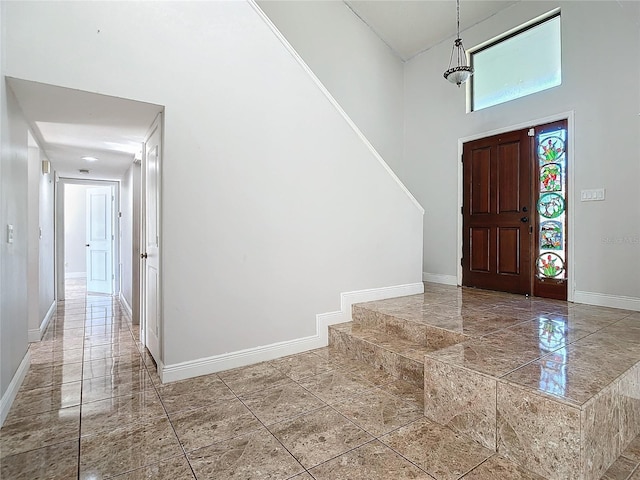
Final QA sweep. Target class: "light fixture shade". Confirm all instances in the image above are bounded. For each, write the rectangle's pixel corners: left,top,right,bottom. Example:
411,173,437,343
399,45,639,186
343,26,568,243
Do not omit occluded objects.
443,0,474,87
444,66,473,86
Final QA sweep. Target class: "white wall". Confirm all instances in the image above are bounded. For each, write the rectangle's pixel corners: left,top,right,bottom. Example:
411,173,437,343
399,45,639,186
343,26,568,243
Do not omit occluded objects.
5,1,423,369
26,134,56,340
63,183,88,277
258,1,405,174
120,161,140,321
404,1,640,302
38,152,55,323
27,140,40,336
0,80,29,413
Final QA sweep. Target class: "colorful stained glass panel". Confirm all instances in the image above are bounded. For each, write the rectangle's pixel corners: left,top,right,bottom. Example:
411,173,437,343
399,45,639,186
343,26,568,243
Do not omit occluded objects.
537,127,567,281
540,163,562,192
540,221,563,250
537,192,565,219
538,136,565,163
537,252,565,278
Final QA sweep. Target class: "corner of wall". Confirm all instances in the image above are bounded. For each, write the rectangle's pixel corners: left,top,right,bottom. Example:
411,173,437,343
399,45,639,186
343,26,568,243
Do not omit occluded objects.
27,300,55,343
0,350,30,428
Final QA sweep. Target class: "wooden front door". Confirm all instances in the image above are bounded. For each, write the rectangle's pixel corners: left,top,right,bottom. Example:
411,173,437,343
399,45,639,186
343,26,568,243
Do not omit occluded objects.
462,128,533,294
462,121,569,300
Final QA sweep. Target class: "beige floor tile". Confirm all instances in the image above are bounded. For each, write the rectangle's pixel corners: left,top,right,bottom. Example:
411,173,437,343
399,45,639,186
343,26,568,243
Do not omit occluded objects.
83,341,141,362
600,456,639,480
5,381,81,422
84,332,136,349
240,381,325,426
29,345,85,366
289,473,314,479
82,370,155,404
79,416,182,479
268,351,336,381
156,374,235,414
378,379,425,409
461,455,546,479
332,389,423,437
109,455,196,479
269,406,372,469
624,436,640,462
298,369,375,405
218,362,292,396
380,417,493,480
0,406,80,458
21,361,83,390
309,440,435,479
0,439,79,480
81,389,167,436
42,325,85,341
43,336,86,351
170,398,262,452
83,354,146,381
188,427,304,480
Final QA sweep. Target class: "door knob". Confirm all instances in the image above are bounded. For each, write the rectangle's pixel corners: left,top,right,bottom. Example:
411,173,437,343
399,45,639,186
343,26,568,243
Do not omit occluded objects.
520,216,529,223
140,253,148,259
85,244,90,247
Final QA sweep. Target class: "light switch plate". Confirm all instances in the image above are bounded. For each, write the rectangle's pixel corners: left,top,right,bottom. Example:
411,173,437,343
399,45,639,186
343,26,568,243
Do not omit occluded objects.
580,188,605,202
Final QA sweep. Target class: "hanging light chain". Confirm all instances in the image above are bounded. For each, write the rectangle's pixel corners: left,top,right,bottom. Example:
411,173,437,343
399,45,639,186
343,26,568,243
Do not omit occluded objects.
443,0,474,86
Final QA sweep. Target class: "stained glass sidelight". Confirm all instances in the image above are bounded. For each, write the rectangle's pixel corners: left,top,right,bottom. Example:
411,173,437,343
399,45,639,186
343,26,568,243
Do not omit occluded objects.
536,129,567,280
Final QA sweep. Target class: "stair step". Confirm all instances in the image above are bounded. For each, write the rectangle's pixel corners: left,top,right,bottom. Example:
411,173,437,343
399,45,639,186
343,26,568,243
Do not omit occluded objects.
352,303,469,350
329,285,640,480
329,321,441,389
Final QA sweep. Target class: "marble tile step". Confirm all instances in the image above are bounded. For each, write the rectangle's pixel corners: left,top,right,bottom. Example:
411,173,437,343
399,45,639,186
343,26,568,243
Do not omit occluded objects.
329,322,430,389
352,304,468,350
422,321,640,480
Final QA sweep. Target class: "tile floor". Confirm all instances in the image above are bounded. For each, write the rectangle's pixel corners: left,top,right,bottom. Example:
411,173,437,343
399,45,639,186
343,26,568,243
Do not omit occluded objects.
1,279,639,479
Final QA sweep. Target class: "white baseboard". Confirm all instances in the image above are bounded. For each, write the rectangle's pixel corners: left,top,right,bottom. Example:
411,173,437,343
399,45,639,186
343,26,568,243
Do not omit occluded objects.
161,282,424,383
422,272,458,286
64,272,86,279
0,350,30,427
28,300,56,343
573,291,640,312
119,292,133,319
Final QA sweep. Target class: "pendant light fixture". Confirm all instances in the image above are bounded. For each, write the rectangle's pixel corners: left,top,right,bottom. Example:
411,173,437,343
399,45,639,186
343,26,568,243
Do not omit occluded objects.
443,0,473,87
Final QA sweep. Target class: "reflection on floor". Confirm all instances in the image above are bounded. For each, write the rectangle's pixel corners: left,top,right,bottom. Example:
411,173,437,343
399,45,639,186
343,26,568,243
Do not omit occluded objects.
0,280,638,479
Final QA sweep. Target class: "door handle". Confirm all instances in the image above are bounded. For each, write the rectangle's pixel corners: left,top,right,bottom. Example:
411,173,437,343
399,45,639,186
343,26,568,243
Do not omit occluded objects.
520,216,529,223
85,244,90,247
140,253,148,259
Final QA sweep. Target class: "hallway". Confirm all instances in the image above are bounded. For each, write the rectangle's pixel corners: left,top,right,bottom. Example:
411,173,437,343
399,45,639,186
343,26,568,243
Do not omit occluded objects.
1,280,639,479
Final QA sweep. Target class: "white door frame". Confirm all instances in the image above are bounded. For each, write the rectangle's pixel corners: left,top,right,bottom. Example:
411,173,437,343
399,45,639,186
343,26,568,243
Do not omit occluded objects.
55,178,120,300
457,111,575,302
140,112,163,369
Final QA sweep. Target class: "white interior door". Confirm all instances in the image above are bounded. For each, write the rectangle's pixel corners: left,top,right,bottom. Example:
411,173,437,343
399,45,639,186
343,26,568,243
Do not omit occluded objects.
86,186,113,294
142,115,162,364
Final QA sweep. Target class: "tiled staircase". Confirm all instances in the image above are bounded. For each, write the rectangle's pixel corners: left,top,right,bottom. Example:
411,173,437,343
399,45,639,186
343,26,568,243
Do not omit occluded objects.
328,284,640,480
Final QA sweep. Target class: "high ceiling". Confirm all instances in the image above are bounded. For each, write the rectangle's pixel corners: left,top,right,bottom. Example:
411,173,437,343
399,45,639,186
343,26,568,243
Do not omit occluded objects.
346,0,518,60
8,1,518,181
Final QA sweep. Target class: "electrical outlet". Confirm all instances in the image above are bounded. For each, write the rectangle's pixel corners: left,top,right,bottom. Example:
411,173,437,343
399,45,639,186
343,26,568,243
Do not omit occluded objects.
7,224,14,244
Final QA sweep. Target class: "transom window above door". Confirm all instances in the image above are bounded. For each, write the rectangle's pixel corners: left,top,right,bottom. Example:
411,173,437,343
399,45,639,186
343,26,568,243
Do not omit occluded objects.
469,11,562,112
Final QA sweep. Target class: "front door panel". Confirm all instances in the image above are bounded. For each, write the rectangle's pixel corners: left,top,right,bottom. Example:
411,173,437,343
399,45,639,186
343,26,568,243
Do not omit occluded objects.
463,129,532,294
